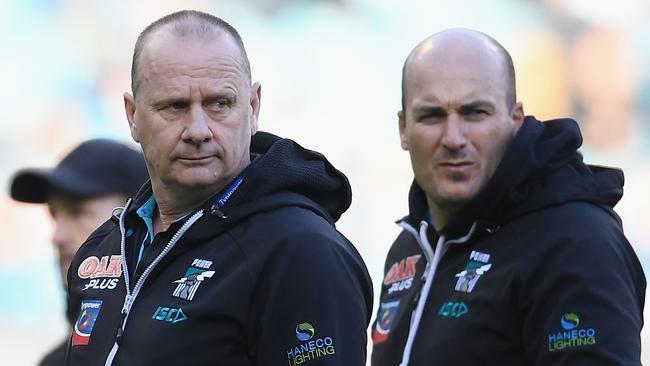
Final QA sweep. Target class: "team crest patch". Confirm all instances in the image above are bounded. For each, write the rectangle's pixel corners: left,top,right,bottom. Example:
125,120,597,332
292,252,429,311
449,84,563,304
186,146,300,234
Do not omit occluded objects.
372,299,400,344
454,250,492,293
172,259,214,301
72,300,103,346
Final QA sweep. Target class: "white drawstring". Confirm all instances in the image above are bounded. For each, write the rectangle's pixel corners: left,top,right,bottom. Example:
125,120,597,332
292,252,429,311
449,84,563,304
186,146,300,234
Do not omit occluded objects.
397,221,477,366
399,221,447,366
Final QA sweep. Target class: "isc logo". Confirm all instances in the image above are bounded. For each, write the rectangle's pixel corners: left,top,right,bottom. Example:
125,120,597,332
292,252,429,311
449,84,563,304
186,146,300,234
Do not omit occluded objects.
438,301,469,318
152,306,187,324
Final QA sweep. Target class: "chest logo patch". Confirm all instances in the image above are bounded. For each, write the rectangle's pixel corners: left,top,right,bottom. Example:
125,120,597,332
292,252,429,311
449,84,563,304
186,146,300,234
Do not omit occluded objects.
438,301,469,318
78,255,122,279
172,259,215,301
454,250,492,293
72,300,103,346
384,254,421,294
152,306,187,324
78,255,122,292
372,299,400,344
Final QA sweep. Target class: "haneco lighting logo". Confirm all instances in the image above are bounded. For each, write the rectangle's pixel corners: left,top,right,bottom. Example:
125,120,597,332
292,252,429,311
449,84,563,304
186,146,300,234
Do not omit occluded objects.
548,312,597,352
287,322,336,365
561,313,579,329
296,323,315,341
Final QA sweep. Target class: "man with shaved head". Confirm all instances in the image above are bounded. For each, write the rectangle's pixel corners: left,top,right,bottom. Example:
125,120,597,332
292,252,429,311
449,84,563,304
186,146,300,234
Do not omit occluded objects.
371,29,644,365
64,10,372,366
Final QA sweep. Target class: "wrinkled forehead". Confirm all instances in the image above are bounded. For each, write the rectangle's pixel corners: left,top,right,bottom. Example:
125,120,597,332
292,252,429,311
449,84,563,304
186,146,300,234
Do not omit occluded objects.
139,28,248,82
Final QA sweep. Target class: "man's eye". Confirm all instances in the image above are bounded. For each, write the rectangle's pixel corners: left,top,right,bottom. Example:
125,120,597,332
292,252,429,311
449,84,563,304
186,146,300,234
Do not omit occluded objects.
208,100,229,110
158,102,186,112
418,114,445,123
463,109,489,120
169,102,186,110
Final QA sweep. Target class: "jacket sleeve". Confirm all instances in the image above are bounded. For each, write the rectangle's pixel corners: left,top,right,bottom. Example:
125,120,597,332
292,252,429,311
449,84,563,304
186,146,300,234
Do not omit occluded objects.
519,207,645,366
248,230,373,366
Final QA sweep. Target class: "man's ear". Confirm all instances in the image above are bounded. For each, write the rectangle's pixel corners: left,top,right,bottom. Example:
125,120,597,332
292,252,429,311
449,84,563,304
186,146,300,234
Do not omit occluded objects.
511,101,524,131
398,110,409,150
124,92,139,143
249,82,261,136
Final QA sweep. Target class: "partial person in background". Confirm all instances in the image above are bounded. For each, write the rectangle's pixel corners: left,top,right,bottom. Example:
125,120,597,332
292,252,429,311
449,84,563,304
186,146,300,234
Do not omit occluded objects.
9,139,148,366
371,28,645,365
65,10,372,366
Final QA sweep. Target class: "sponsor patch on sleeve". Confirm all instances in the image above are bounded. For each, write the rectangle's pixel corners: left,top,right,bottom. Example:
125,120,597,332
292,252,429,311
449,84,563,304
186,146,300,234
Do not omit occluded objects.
547,312,597,352
286,322,336,365
72,300,103,346
372,299,400,344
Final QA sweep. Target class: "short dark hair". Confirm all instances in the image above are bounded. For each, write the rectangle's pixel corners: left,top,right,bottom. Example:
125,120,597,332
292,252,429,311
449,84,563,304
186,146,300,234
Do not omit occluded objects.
130,10,251,98
401,32,516,113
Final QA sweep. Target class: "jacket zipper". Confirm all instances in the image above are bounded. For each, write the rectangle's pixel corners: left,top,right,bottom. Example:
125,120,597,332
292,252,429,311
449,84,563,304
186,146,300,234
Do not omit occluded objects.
397,221,477,366
104,199,204,366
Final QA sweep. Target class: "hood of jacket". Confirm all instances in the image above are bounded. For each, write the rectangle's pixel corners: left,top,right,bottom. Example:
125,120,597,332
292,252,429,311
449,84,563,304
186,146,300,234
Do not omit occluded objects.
128,131,352,228
403,116,624,238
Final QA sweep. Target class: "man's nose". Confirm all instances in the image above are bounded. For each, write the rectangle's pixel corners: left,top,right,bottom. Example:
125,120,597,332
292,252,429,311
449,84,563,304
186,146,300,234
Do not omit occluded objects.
182,105,213,145
441,114,467,150
51,219,72,251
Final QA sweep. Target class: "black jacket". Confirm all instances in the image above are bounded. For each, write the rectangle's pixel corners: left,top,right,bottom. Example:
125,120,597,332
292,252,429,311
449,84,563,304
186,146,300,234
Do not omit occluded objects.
371,117,645,365
40,341,67,366
65,132,373,366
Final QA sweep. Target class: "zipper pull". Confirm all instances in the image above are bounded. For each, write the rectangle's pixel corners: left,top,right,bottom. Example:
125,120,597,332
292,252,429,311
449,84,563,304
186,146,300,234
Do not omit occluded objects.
116,309,127,345
124,294,134,311
116,294,133,345
209,205,228,219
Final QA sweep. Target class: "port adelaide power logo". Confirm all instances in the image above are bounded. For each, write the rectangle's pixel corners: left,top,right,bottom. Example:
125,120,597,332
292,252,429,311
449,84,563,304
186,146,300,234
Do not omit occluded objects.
454,250,492,293
172,259,215,301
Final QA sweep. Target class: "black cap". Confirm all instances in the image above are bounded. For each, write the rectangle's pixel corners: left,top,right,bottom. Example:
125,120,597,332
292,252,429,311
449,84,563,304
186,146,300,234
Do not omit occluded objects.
10,139,149,203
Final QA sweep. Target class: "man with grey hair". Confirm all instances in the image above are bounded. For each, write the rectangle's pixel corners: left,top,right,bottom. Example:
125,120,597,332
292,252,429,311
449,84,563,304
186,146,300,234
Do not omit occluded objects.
65,10,372,366
371,29,644,365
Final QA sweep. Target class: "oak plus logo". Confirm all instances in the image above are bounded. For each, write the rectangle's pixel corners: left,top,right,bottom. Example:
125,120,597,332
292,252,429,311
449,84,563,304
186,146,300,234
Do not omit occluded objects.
383,254,421,294
78,255,122,291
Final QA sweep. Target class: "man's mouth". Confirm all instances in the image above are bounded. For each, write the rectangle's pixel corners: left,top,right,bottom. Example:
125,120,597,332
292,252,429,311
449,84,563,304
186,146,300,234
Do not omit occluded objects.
439,161,473,167
178,156,215,162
